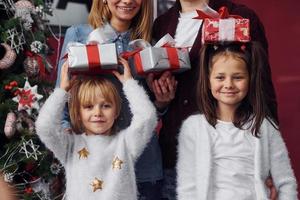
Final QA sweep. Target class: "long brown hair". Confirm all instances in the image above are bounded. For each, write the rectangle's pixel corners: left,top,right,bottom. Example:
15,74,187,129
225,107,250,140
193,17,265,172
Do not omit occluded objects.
197,42,278,137
88,0,153,42
68,77,121,135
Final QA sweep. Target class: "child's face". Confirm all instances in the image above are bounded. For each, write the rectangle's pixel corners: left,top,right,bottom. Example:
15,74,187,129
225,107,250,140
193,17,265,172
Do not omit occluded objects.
209,55,249,111
107,0,142,26
80,94,117,136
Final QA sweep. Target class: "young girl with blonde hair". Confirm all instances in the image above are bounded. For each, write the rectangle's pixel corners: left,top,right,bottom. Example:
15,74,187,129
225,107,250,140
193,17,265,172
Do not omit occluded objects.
55,1,164,198
37,58,157,200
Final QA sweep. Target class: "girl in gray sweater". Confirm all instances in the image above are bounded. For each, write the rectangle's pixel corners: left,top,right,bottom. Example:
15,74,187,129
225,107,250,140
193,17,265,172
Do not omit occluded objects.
36,58,157,200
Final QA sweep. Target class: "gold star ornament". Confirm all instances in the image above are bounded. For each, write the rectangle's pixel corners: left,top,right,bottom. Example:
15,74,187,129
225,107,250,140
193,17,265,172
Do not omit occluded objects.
112,156,123,170
91,177,103,192
78,147,89,159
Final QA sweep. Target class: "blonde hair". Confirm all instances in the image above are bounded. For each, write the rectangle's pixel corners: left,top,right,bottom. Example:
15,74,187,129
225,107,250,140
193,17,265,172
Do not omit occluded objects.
68,77,121,134
88,0,153,42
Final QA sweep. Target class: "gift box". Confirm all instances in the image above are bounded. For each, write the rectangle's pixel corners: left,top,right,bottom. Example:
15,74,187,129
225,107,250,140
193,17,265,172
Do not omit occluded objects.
125,34,191,78
67,43,118,73
130,47,191,77
202,18,250,43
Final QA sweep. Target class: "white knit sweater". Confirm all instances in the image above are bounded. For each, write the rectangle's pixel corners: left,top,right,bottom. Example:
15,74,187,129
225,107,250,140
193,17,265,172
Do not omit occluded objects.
36,79,157,200
176,114,298,200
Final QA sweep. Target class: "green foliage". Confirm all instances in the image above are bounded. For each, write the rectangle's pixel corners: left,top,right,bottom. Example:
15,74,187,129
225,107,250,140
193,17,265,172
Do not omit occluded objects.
0,18,21,42
33,0,45,6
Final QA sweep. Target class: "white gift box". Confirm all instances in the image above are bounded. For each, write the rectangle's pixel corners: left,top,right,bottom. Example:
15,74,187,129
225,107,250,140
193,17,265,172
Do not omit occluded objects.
131,47,191,76
67,43,118,73
127,34,191,78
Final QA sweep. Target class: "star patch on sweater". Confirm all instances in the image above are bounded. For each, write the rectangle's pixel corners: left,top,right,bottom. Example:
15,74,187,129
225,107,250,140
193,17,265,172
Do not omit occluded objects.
78,147,89,159
91,177,103,192
112,156,123,170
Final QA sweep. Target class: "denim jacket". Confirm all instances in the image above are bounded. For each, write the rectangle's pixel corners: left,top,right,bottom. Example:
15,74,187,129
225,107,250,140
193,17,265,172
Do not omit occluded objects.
55,23,162,183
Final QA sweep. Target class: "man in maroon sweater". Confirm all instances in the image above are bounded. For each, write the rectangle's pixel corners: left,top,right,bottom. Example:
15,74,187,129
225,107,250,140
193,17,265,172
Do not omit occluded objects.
149,0,278,199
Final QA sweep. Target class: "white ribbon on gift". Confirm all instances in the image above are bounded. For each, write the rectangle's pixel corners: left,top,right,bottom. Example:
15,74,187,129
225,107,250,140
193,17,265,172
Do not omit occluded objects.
128,33,176,51
154,33,176,47
128,39,151,50
201,3,219,18
219,18,236,41
87,23,118,44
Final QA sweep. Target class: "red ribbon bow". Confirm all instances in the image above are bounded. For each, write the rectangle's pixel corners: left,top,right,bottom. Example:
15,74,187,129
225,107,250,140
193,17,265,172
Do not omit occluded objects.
193,6,242,20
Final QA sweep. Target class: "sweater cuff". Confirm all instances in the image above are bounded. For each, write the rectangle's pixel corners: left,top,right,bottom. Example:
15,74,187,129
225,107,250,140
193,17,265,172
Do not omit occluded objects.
53,88,69,101
122,78,137,90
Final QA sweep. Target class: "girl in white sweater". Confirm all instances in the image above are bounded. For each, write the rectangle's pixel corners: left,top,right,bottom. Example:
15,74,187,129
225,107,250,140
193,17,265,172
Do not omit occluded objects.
176,42,297,200
35,58,157,200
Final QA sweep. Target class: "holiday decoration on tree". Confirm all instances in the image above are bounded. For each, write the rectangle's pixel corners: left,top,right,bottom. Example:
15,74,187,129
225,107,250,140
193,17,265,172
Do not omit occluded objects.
12,79,43,114
0,43,17,69
4,111,17,138
16,110,35,134
0,1,65,199
23,56,40,77
14,0,36,30
6,28,26,54
19,138,42,160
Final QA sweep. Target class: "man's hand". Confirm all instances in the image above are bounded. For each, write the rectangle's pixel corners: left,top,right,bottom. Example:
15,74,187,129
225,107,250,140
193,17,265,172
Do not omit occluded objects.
146,71,177,109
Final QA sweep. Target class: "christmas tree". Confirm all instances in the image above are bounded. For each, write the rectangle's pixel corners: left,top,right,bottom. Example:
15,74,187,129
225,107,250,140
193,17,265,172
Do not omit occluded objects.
0,0,64,199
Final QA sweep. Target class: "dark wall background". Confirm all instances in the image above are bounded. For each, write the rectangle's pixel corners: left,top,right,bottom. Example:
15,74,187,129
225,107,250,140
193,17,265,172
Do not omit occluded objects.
234,0,300,192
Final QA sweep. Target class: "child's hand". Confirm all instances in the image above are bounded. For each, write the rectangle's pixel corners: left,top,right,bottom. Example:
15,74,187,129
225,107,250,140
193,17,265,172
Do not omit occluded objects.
60,61,71,91
112,57,133,83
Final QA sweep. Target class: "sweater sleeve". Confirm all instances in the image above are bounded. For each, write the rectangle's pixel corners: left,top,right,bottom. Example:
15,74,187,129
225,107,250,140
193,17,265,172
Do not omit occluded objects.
121,79,157,161
176,117,197,200
35,88,73,165
267,121,298,199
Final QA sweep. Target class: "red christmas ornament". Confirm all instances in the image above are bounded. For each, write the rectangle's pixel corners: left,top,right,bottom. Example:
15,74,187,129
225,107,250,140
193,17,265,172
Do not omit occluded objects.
25,187,33,194
9,81,18,87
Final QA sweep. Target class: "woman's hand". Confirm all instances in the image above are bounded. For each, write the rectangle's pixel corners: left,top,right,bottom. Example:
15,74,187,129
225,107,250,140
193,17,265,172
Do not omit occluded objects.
112,57,133,83
147,71,177,109
60,61,71,91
